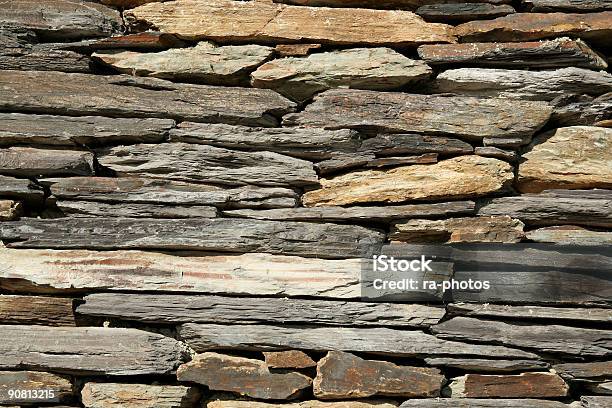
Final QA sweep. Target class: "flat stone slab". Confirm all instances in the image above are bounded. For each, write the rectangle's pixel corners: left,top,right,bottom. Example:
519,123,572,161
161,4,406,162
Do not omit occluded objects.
445,372,568,398
81,383,200,408
0,295,75,326
0,147,94,178
0,371,73,405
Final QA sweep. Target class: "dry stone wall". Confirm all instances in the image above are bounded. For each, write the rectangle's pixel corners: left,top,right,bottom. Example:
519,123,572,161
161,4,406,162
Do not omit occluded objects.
0,0,611,407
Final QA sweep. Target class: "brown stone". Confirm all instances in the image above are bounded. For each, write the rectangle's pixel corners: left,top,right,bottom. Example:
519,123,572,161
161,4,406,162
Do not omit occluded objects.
0,147,94,177
445,372,568,398
0,295,75,326
0,200,22,221
417,3,515,24
177,352,312,400
275,44,322,57
0,371,73,405
264,351,317,369
526,226,612,246
302,156,514,207
314,351,444,399
554,361,612,381
81,383,201,408
92,32,186,50
523,0,612,12
400,400,570,408
206,399,399,408
424,358,549,373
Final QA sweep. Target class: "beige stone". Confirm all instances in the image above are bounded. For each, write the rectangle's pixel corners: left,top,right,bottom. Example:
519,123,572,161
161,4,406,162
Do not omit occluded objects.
0,200,21,221
82,383,200,408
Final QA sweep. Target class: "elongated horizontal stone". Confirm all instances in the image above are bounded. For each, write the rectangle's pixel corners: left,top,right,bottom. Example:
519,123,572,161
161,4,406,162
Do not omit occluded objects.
433,317,612,357
400,399,571,407
283,89,551,143
0,175,44,204
474,147,517,162
274,43,321,57
207,399,399,408
251,48,431,102
552,92,612,127
390,216,524,243
98,143,317,187
0,217,384,258
302,156,513,206
56,200,218,218
0,371,73,405
0,147,94,177
526,226,612,246
81,383,200,408
518,126,612,193
314,351,444,399
101,0,159,7
264,351,316,369
225,202,474,223
435,67,612,101
0,113,174,146
554,361,612,381
178,352,312,399
448,303,612,323
523,0,612,12
94,42,274,86
360,134,474,156
277,0,512,6
0,295,75,325
478,189,612,227
417,3,514,23
126,0,455,46
364,154,438,168
179,324,539,358
0,200,22,221
0,325,188,375
0,249,363,297
418,38,608,69
424,358,548,373
93,31,186,50
454,12,612,45
77,293,445,327
0,0,121,40
0,71,295,127
45,177,298,209
445,372,568,398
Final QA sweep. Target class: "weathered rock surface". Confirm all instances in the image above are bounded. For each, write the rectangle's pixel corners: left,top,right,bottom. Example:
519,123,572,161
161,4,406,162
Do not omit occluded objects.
453,12,612,45
0,147,94,177
77,293,444,327
275,43,321,57
526,226,612,246
518,127,612,193
0,200,22,221
552,93,612,127
418,38,608,69
0,325,187,375
0,217,384,258
276,0,513,7
359,134,474,156
45,177,298,209
251,48,432,102
0,175,44,204
126,0,455,46
0,71,295,127
0,113,174,146
302,156,513,207
94,42,274,85
179,324,539,358
98,143,318,187
177,352,312,400
92,32,186,50
0,295,75,325
523,0,612,12
207,399,399,408
417,3,515,23
56,200,218,218
474,147,518,162
554,361,612,381
284,89,551,144
101,0,160,7
0,371,73,405
433,317,612,357
424,358,548,373
390,216,525,243
264,351,317,369
225,201,475,223
445,372,568,398
449,303,612,323
582,396,612,408
400,399,571,407
478,189,612,227
0,0,121,40
314,351,444,399
81,383,200,408
435,67,612,101
0,249,364,297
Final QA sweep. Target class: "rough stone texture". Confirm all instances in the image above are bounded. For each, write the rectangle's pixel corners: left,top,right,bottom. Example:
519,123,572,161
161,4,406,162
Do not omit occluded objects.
390,216,525,243
435,67,612,101
56,200,218,218
424,358,549,373
554,361,612,381
0,217,384,258
474,147,518,162
526,226,612,245
0,0,121,40
224,201,475,223
0,295,75,325
359,134,474,156
77,293,445,327
275,43,321,57
518,127,612,193
251,48,432,102
453,12,612,45
98,142,317,188
478,189,612,227
284,89,551,144
400,400,571,408
582,396,612,408
448,303,612,323
126,0,455,46
94,42,274,86
81,383,201,408
92,32,186,50
0,200,22,221
523,0,612,12
275,0,513,7
0,325,188,375
0,249,364,298
0,147,94,177
45,177,299,209
264,351,317,369
0,113,174,146
0,175,44,204
418,38,608,69
314,351,444,399
552,92,612,127
302,156,514,207
207,400,399,408
0,71,295,127
179,324,539,359
177,352,312,400
445,372,568,398
433,317,612,357
417,3,515,23
0,371,73,405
